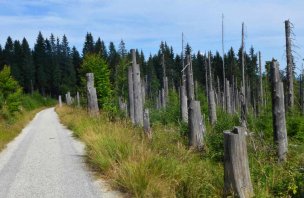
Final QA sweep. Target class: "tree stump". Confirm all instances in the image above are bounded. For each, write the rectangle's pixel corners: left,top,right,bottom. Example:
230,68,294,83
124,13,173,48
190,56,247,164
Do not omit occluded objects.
188,100,204,150
86,73,99,116
224,126,254,198
270,60,288,162
76,91,80,107
143,108,152,139
58,95,62,107
208,89,217,125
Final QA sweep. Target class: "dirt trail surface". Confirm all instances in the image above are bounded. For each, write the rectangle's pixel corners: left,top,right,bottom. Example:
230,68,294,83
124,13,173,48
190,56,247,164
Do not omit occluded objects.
0,108,122,198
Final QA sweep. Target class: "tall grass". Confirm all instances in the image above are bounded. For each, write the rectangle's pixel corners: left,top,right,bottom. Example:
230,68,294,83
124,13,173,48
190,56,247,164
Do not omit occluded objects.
57,105,304,197
57,106,223,197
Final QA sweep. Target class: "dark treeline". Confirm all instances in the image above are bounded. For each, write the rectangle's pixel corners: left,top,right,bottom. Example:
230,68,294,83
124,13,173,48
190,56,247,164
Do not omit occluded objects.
0,32,260,101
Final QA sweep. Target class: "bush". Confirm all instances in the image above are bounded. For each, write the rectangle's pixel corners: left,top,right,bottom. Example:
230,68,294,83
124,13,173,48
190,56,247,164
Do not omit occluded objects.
0,65,22,118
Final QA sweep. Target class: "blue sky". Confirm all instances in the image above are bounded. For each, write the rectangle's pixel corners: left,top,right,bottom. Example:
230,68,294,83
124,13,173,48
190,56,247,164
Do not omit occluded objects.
0,0,303,74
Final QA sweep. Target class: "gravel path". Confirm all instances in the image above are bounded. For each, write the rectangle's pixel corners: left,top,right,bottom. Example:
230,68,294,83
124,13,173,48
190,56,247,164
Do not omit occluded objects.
0,108,121,198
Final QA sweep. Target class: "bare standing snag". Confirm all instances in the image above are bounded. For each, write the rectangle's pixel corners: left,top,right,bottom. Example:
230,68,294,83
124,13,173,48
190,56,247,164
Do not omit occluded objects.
86,73,99,116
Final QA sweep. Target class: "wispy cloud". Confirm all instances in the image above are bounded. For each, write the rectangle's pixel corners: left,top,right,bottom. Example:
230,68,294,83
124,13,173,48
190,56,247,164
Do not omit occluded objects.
0,0,303,69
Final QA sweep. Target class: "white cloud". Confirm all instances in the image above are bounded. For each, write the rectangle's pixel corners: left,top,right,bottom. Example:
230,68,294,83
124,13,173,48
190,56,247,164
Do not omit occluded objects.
0,0,303,70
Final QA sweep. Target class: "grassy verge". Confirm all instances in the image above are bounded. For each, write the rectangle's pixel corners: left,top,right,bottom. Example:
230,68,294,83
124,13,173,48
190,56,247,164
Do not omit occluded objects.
57,106,223,197
0,108,43,151
0,93,55,151
56,105,304,197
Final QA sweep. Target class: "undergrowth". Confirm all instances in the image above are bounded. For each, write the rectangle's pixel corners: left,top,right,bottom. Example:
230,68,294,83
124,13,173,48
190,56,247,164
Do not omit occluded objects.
57,105,304,197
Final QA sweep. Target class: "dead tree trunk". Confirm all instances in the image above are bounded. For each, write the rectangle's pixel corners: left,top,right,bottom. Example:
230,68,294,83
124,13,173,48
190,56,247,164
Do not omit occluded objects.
217,76,220,105
208,52,217,124
86,73,99,116
226,79,232,114
162,54,169,106
131,49,143,126
240,85,247,128
58,95,62,107
128,66,135,123
188,100,204,150
180,85,188,123
141,79,146,105
76,91,80,107
285,20,294,110
143,108,152,139
204,59,209,103
186,56,195,102
271,60,288,162
66,92,72,105
240,22,247,127
301,69,304,115
119,96,128,116
232,76,236,113
186,55,204,149
258,51,263,115
224,126,254,198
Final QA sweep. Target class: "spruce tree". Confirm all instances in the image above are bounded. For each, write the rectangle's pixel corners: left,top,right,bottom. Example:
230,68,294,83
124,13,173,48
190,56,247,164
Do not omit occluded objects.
3,36,14,67
82,32,94,56
21,38,35,93
108,42,119,84
60,35,76,94
72,46,82,88
33,32,47,95
118,40,127,58
49,34,61,95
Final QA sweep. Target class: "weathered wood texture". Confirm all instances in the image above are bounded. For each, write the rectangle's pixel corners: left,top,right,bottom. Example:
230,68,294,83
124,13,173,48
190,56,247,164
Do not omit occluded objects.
226,79,232,114
143,108,152,139
188,100,204,150
86,73,99,116
128,66,135,123
240,85,247,128
208,89,217,125
186,55,204,149
161,88,166,108
119,96,128,115
224,127,254,198
131,49,143,126
186,55,195,102
285,20,294,109
76,91,80,107
180,85,188,123
204,59,209,102
270,60,288,162
66,92,72,105
207,52,217,124
58,95,62,107
141,79,146,105
300,70,304,115
258,51,263,114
